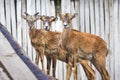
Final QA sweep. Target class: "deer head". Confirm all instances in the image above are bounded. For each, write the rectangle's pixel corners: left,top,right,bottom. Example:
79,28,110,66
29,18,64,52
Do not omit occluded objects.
59,13,77,28
22,12,39,29
40,15,57,31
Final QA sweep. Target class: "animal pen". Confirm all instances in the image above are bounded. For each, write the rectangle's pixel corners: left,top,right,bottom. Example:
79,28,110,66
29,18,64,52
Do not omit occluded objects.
0,0,120,80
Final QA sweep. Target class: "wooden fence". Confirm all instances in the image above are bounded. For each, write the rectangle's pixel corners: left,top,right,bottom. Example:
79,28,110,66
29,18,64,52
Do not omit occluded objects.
0,0,120,80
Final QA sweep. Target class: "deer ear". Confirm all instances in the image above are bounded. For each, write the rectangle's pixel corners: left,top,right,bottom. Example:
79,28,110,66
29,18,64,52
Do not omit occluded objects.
22,15,27,20
39,15,44,21
24,12,29,16
34,12,39,16
70,13,78,20
39,15,42,19
51,16,58,21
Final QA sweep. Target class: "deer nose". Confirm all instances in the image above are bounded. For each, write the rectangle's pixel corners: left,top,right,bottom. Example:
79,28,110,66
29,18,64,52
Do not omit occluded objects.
63,22,68,28
44,26,48,30
64,22,67,26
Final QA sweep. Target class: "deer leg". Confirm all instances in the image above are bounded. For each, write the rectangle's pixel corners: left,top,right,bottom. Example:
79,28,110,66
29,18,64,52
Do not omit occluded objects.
66,62,72,80
35,52,39,65
66,56,72,80
73,54,77,80
78,59,95,80
47,57,51,75
39,47,45,73
91,55,110,80
52,55,57,77
74,65,78,80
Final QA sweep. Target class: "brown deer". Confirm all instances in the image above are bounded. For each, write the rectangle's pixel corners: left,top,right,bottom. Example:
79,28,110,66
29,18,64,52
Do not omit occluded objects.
39,15,58,77
22,12,57,77
40,16,95,80
59,13,110,80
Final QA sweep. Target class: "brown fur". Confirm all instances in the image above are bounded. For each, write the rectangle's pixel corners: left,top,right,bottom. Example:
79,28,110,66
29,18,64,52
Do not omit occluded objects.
39,15,94,80
22,12,46,73
22,12,58,77
59,13,110,80
40,16,95,80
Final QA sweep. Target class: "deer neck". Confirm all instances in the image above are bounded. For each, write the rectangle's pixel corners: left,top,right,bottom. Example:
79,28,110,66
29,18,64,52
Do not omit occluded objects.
29,27,37,39
63,25,72,37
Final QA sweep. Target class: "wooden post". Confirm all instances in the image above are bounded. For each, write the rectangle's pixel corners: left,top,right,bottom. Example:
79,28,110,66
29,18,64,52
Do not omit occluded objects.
10,0,17,40
5,0,11,33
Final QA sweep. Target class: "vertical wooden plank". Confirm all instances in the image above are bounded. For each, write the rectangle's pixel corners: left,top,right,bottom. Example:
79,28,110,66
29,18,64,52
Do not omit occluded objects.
71,1,75,30
51,1,55,16
31,0,36,62
80,0,85,32
113,0,120,80
100,0,105,39
71,1,79,30
79,0,88,79
36,0,41,28
94,0,101,80
21,0,27,54
119,0,120,39
16,0,22,46
10,0,17,40
95,0,100,36
61,0,65,13
27,0,31,14
5,0,11,33
26,0,32,60
89,0,95,34
104,0,110,46
36,0,42,68
0,0,6,26
109,0,114,80
104,0,111,80
75,0,80,30
41,0,46,15
46,0,51,16
118,0,120,79
56,61,64,80
50,0,56,31
61,0,70,13
85,0,90,33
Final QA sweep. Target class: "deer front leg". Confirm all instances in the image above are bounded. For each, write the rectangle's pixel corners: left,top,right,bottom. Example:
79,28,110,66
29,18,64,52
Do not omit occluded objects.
66,56,72,80
35,51,39,65
66,63,72,80
52,55,57,77
39,47,45,73
47,56,51,75
73,54,77,80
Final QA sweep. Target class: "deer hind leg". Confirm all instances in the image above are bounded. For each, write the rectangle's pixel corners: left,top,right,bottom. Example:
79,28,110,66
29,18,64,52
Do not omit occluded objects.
66,62,72,80
35,52,39,65
78,59,95,80
47,57,51,75
52,55,57,77
91,55,110,80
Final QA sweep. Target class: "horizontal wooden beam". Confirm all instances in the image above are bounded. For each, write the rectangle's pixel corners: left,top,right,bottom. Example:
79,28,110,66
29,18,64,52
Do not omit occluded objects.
0,23,56,80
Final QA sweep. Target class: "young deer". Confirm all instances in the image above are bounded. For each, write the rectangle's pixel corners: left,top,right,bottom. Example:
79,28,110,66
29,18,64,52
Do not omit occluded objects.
59,13,110,80
39,15,58,77
40,16,95,80
22,12,57,77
